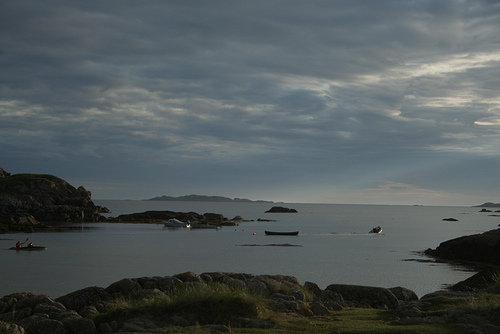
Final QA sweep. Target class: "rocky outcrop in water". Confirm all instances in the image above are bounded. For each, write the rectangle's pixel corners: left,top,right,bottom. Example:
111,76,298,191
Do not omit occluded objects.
108,210,240,227
265,206,297,213
425,228,500,265
0,168,106,233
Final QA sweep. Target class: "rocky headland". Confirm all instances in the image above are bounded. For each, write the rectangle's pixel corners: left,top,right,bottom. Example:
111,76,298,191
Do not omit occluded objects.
476,202,500,207
0,167,107,233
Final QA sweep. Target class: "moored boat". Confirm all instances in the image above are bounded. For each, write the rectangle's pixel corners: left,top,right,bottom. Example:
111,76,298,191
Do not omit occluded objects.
265,231,299,236
163,218,191,228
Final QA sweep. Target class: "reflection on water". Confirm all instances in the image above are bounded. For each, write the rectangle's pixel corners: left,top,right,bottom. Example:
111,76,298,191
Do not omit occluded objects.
1,201,497,298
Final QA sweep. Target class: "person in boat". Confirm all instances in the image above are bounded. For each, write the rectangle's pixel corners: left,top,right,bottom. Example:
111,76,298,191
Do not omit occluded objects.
27,241,33,248
16,238,29,249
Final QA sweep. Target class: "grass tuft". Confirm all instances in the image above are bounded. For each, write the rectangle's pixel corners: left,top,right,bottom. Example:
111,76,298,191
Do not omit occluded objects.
95,283,266,326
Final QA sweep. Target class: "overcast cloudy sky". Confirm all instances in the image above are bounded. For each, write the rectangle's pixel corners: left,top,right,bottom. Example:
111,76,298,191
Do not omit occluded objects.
1,1,500,205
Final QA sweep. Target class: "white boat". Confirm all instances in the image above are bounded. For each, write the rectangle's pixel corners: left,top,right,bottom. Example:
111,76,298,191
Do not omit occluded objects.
163,218,191,228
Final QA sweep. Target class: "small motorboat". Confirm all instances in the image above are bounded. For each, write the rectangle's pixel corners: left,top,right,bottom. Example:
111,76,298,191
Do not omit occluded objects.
10,245,46,251
163,218,191,228
265,231,299,236
369,226,382,234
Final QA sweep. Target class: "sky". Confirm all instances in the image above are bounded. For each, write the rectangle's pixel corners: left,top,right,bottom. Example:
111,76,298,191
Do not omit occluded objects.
1,0,500,206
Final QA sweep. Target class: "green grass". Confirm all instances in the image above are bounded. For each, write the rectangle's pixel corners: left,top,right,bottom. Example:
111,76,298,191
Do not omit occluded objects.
95,283,267,327
94,283,473,333
421,293,500,324
245,307,464,334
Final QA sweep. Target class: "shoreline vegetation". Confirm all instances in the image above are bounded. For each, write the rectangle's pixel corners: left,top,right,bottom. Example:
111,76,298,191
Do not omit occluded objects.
2,268,500,333
3,168,500,332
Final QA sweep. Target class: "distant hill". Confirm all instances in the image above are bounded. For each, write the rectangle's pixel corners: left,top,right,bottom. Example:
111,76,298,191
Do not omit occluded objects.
476,202,500,207
146,194,273,203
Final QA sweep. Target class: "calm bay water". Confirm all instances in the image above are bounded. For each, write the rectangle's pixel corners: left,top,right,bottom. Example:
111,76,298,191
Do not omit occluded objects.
1,201,498,298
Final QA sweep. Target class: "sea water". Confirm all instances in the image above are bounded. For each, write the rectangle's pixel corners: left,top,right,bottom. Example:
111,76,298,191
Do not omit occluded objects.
1,201,498,298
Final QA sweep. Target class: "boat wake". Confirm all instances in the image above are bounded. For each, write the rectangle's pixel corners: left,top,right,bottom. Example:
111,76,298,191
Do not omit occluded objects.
329,232,384,236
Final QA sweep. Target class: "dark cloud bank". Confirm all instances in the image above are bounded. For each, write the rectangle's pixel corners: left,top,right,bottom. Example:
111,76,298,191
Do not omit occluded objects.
1,0,500,204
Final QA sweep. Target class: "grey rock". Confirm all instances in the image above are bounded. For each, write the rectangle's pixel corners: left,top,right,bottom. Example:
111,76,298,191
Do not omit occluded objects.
136,277,161,290
33,303,66,318
0,301,8,314
245,278,269,295
79,306,99,319
451,268,500,292
420,290,473,300
325,284,399,309
292,289,306,302
52,310,81,322
270,293,295,302
227,273,255,281
320,289,344,310
255,276,281,294
18,315,65,334
268,299,298,312
5,293,55,310
1,307,32,322
173,272,203,283
57,286,112,312
156,276,183,293
61,317,97,334
105,279,142,296
389,287,418,302
199,273,214,283
0,321,25,334
310,301,329,315
131,288,165,300
220,276,246,290
303,281,322,300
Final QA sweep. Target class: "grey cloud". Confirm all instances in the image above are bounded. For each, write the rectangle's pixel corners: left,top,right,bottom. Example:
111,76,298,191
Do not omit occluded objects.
1,0,500,203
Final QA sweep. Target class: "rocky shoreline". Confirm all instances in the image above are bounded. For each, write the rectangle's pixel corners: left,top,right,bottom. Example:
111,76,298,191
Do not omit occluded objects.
1,269,500,333
425,228,500,266
0,167,244,233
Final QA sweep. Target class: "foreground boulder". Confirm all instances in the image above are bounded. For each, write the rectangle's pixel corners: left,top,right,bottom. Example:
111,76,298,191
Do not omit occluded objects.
0,168,106,232
425,228,500,265
325,284,399,309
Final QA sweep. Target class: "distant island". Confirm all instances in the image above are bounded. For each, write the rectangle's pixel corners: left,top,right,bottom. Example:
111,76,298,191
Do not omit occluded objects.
476,202,500,207
146,194,274,203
